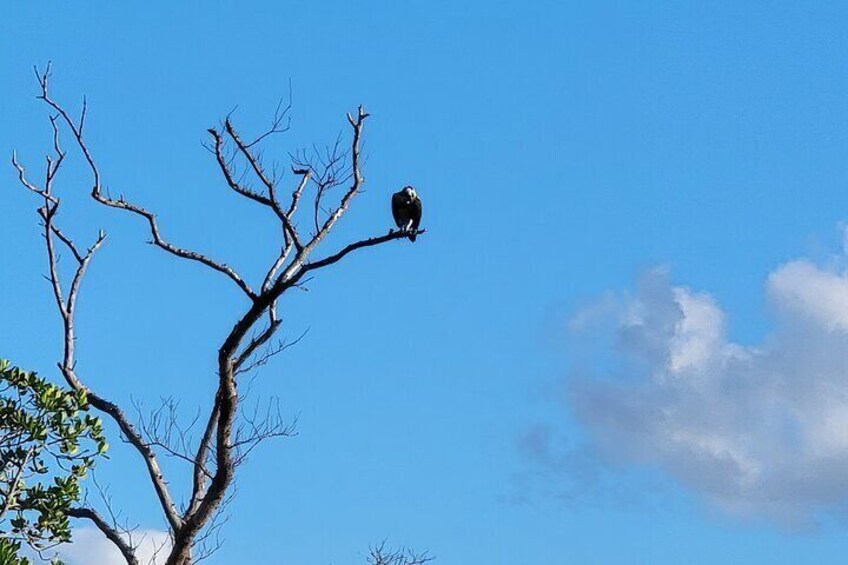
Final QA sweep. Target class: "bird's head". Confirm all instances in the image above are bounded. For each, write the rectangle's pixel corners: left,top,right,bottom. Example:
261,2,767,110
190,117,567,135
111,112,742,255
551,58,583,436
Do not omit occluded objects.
403,185,417,198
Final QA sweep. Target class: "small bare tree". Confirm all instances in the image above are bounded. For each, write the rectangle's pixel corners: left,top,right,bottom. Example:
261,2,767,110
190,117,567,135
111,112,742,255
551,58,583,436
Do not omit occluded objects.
11,65,425,565
368,542,433,565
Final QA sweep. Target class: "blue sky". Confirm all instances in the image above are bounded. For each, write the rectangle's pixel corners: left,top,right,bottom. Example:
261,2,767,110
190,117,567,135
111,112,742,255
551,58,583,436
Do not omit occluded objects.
5,1,848,563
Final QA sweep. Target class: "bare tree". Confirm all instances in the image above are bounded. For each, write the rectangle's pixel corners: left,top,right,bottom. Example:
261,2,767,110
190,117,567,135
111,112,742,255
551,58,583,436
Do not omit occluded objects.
367,542,433,565
11,64,425,565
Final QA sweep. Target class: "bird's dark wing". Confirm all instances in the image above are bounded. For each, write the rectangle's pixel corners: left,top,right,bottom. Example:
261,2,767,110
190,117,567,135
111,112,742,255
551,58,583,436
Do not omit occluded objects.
407,196,422,241
410,196,422,231
391,192,407,228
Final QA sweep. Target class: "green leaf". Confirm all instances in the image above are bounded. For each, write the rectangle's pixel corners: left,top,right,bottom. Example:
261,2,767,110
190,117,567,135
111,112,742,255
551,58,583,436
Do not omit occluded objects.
0,359,107,554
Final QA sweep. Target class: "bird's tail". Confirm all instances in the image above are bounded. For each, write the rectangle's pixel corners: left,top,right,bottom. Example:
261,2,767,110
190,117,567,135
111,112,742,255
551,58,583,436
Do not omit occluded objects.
408,231,417,242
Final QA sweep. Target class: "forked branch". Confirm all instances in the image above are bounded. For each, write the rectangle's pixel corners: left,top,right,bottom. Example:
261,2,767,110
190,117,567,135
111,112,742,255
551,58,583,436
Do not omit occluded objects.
15,66,184,536
34,63,256,301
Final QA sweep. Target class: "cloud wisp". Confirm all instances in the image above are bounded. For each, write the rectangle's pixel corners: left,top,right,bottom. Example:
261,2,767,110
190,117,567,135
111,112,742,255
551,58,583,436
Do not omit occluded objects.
550,259,848,528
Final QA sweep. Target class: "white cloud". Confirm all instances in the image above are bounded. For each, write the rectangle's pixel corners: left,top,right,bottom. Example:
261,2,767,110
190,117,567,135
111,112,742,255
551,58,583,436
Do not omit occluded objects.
559,261,848,528
51,528,171,565
768,259,848,331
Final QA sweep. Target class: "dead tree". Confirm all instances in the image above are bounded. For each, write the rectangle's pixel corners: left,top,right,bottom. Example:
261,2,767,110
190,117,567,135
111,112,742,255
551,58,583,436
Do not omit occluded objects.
368,542,433,565
11,65,425,565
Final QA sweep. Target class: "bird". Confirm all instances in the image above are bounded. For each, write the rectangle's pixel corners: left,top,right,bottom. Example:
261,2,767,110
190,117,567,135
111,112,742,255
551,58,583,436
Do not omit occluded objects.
391,186,423,241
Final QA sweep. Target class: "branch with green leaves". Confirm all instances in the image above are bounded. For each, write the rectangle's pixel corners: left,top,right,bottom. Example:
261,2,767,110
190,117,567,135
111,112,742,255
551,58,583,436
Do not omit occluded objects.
0,360,107,561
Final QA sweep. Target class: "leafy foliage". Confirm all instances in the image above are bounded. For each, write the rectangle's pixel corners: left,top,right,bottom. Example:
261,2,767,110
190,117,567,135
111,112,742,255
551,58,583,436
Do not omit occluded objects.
0,359,107,557
0,537,31,564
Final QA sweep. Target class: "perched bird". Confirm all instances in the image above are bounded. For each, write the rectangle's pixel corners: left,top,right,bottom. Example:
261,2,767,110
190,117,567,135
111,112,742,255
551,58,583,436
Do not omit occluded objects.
391,186,423,241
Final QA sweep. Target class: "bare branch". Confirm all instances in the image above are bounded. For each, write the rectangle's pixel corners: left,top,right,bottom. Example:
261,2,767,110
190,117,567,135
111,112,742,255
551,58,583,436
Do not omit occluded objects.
368,541,433,565
48,222,85,263
190,508,229,564
221,118,302,251
243,89,292,149
296,108,367,261
301,229,424,275
234,328,309,377
90,471,141,541
136,398,211,481
34,65,256,301
15,70,184,534
39,204,68,320
68,507,140,565
287,166,311,217
75,383,184,533
12,152,58,204
262,247,290,293
65,229,107,316
208,128,272,207
259,168,313,292
93,190,257,299
232,397,296,468
289,135,350,235
186,395,219,521
233,310,283,372
224,119,278,196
